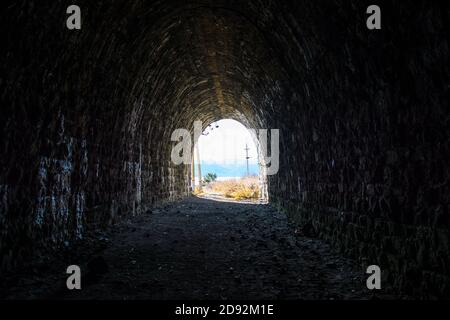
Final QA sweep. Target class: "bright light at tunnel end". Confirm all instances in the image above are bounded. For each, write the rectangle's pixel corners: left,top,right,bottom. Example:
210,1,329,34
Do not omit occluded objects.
170,120,280,176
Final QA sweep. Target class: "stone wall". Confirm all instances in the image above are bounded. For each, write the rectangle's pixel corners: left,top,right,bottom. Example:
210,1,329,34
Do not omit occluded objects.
266,1,449,296
0,0,448,296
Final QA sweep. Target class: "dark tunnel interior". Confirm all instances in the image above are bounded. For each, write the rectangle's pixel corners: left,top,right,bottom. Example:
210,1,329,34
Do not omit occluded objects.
0,0,449,300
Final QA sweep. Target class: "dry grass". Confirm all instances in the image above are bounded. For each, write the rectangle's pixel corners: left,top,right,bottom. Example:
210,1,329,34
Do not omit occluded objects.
192,186,204,196
210,176,260,200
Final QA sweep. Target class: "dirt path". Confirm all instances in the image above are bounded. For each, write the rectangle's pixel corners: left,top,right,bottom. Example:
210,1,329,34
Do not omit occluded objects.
3,196,387,300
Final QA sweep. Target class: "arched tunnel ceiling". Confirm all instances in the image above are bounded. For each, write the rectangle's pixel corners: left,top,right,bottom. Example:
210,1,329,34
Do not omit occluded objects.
83,1,300,133
0,0,448,296
2,0,362,150
48,0,320,161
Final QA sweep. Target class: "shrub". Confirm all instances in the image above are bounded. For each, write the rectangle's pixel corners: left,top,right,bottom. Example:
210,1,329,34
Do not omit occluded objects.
204,173,217,183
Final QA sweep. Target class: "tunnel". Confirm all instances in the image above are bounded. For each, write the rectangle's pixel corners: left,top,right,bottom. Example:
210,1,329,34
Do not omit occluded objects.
0,0,449,299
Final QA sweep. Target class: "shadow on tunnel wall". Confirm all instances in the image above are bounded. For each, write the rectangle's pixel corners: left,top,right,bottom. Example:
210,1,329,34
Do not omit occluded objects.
0,0,448,298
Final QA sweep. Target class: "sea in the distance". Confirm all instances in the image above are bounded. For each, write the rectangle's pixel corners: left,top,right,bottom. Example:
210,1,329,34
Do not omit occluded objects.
197,162,259,179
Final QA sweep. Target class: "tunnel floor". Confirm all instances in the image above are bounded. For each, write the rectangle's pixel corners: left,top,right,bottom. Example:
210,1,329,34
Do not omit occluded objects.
3,196,394,299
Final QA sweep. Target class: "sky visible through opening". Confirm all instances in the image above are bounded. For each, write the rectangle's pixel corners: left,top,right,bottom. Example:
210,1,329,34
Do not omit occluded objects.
196,119,259,181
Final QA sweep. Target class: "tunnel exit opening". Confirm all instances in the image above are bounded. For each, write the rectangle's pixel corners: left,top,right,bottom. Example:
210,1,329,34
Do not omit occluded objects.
191,119,268,203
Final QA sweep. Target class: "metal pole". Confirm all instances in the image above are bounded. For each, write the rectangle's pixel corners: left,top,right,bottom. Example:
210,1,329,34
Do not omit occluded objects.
191,145,195,190
245,144,250,176
195,143,202,189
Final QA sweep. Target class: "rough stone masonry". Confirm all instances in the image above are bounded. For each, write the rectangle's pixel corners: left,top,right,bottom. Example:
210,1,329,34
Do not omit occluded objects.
0,0,448,297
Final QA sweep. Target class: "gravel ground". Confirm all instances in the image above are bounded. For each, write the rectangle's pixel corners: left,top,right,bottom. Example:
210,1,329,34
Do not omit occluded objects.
1,196,394,300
